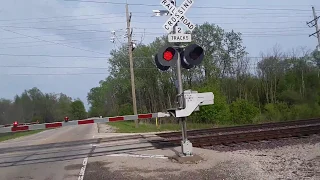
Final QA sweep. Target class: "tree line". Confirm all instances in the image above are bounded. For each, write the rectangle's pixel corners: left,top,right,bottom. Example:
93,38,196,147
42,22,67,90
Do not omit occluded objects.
87,22,320,125
1,22,320,126
0,87,87,125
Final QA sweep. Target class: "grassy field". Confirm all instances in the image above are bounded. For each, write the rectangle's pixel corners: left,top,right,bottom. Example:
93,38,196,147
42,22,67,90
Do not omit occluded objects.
0,130,44,142
108,121,216,133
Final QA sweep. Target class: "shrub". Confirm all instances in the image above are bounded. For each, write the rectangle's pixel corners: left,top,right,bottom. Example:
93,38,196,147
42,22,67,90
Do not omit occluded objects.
190,84,231,125
230,99,259,124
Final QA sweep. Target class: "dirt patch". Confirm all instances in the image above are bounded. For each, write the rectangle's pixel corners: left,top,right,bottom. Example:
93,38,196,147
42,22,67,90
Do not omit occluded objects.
83,159,263,180
84,161,135,180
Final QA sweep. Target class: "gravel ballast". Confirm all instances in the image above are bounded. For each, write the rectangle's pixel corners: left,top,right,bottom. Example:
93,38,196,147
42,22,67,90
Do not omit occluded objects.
84,135,320,180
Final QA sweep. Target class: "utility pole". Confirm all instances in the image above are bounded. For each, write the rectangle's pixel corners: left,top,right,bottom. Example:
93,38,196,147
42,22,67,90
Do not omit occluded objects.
126,3,138,127
307,6,320,50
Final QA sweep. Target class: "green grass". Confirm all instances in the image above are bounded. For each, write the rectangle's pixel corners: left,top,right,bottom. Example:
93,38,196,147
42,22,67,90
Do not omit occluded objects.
0,130,44,142
108,121,216,133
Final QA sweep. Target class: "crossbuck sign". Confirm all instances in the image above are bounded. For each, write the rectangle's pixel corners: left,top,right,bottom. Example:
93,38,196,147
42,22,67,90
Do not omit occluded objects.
161,0,195,33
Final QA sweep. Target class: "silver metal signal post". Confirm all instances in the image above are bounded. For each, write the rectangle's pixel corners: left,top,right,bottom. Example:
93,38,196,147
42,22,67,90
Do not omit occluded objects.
172,5,192,157
176,50,192,156
156,0,196,156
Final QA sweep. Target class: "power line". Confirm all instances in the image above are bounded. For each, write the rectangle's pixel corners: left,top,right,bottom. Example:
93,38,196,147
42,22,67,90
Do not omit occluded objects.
0,12,313,24
0,53,109,58
0,18,306,32
0,25,307,43
0,56,293,60
135,29,310,34
1,72,109,76
0,28,310,47
131,20,305,25
0,35,113,45
0,65,108,69
0,26,123,33
63,0,312,12
0,16,125,26
0,21,126,29
0,39,112,50
0,31,116,41
134,26,308,30
1,64,315,76
1,28,110,55
0,13,125,22
136,32,308,37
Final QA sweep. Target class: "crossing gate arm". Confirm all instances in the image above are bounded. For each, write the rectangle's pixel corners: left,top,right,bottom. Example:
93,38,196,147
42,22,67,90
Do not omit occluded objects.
92,112,171,123
0,89,213,133
0,112,171,133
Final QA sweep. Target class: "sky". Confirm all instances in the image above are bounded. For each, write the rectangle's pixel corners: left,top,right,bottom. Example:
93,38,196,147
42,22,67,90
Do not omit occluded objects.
0,0,319,110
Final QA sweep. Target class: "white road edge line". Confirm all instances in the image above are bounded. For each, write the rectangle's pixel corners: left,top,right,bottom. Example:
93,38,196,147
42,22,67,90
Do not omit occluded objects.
78,157,88,180
105,153,168,159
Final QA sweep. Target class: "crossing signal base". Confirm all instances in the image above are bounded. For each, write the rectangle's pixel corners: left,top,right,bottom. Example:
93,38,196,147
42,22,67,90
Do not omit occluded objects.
168,34,191,42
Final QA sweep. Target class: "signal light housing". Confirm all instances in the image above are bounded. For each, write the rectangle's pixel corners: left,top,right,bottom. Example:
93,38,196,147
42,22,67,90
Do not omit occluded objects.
180,51,194,69
155,54,170,71
154,44,204,71
13,121,18,127
64,116,69,122
155,45,178,71
183,44,205,66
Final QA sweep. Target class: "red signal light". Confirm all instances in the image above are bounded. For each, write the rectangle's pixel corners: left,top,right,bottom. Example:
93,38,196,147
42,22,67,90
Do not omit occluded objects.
13,121,18,127
163,51,174,61
64,117,69,122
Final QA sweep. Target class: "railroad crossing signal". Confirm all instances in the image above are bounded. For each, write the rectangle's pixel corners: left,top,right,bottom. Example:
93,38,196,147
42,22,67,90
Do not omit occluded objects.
13,121,18,127
161,0,195,33
64,116,69,122
154,44,204,71
183,44,204,66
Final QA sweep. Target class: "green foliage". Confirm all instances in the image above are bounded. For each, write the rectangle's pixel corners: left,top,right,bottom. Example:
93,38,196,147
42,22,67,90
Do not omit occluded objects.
262,102,320,122
70,99,87,119
2,23,320,127
191,82,231,125
85,22,320,126
0,130,44,142
230,99,259,124
0,88,74,124
31,116,43,123
289,104,316,120
278,90,303,105
263,103,290,122
118,103,133,116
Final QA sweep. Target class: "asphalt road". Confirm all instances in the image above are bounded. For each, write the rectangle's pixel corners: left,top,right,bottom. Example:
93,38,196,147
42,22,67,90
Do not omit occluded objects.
0,124,165,180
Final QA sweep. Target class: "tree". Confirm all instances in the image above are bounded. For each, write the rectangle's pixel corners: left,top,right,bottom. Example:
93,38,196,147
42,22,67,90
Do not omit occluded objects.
0,88,75,124
230,99,259,124
70,99,87,120
85,22,320,125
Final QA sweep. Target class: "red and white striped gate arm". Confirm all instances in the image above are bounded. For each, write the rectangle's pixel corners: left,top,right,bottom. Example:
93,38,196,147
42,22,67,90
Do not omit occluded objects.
0,112,170,133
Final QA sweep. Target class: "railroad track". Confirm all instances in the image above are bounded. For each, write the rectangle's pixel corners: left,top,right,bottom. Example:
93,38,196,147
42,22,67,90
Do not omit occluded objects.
156,118,320,138
155,118,320,148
